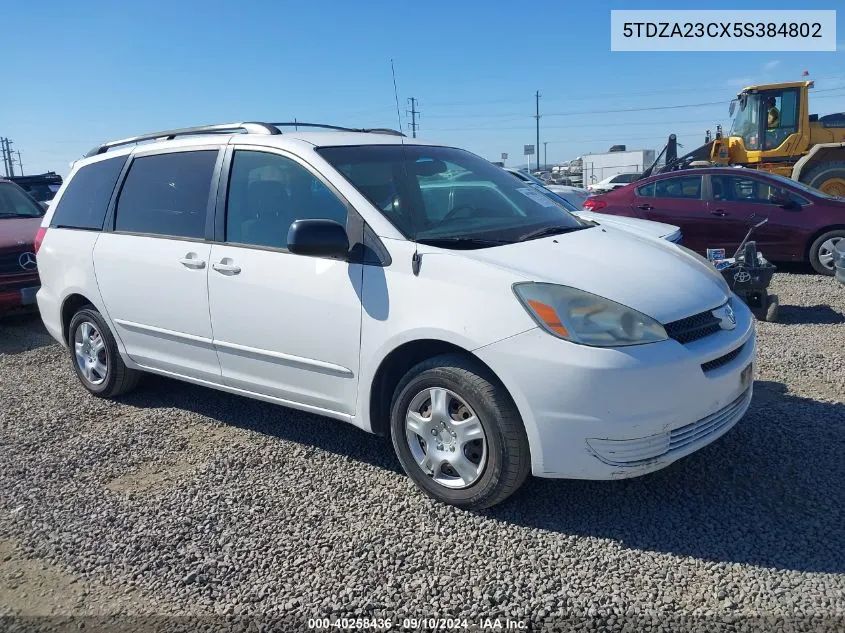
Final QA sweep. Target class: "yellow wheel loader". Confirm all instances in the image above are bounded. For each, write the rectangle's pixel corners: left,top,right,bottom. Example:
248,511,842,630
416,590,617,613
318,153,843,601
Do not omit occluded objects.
644,81,845,196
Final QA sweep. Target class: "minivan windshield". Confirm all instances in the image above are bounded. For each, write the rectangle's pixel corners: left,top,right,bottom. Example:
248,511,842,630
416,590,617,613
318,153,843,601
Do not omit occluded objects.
318,145,587,247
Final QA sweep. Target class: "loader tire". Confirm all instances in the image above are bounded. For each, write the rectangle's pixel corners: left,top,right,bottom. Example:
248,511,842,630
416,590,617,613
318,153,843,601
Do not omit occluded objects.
801,161,845,198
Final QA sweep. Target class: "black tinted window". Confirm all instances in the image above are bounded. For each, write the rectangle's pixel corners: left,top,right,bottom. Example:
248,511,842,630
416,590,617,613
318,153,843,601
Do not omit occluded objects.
654,176,702,200
225,151,347,249
115,151,217,239
50,157,125,230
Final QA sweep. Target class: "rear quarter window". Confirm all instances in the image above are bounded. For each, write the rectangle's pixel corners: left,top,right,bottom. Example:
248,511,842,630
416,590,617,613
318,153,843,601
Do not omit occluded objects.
50,156,126,230
636,182,655,197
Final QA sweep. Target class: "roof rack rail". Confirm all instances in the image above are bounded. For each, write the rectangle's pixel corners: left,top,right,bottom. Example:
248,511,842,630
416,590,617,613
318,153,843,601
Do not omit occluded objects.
84,122,280,158
270,122,405,137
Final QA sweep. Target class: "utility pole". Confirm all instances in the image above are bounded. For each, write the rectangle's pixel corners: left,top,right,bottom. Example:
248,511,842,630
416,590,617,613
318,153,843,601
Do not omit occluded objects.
407,97,419,138
1,138,14,178
543,142,548,171
16,150,23,176
534,91,541,173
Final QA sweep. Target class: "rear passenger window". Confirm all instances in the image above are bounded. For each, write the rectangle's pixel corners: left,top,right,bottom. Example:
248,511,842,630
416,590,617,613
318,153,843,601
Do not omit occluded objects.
50,156,125,230
654,176,702,200
225,151,347,249
115,151,217,239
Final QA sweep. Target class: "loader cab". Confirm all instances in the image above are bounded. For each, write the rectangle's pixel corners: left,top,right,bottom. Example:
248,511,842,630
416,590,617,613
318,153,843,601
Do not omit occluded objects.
728,83,809,160
730,88,801,152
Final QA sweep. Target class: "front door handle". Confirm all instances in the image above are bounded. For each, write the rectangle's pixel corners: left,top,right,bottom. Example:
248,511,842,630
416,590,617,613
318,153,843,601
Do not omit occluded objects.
710,209,727,217
637,203,653,211
179,253,206,269
212,259,241,275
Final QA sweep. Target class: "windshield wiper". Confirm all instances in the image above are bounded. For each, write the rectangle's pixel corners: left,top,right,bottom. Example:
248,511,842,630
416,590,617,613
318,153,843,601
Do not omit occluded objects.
0,213,41,218
416,236,513,248
518,225,584,242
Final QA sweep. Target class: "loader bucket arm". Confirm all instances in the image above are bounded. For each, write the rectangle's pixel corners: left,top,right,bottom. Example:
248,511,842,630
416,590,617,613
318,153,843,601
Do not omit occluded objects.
642,139,715,178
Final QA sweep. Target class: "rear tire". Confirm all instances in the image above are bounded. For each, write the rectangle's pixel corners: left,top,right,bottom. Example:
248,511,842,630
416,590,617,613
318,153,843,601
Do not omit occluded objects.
68,306,141,397
801,161,845,198
389,354,530,509
808,229,845,275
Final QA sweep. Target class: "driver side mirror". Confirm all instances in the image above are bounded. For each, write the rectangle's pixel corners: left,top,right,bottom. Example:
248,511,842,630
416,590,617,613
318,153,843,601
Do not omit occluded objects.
771,190,798,210
287,219,349,259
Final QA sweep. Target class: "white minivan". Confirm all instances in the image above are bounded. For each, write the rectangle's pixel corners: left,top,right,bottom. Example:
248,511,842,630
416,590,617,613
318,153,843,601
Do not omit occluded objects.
35,122,756,508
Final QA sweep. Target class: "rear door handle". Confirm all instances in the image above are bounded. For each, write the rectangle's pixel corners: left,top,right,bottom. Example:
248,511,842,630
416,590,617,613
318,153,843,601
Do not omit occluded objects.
637,203,653,210
710,209,727,217
212,260,241,275
179,253,206,269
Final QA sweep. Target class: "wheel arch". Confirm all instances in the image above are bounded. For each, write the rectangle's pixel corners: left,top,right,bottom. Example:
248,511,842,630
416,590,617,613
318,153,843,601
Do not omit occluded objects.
792,143,845,182
367,338,518,440
60,293,96,345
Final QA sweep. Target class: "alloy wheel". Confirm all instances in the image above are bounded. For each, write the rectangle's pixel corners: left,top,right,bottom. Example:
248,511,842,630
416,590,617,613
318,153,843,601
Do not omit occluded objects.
818,236,843,271
73,321,108,386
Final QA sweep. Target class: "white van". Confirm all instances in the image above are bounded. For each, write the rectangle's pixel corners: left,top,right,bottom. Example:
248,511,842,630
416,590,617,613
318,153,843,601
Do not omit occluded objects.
34,122,755,508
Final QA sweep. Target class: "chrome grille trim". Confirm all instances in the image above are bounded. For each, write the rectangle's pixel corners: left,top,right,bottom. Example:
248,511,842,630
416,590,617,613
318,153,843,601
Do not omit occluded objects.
586,387,751,467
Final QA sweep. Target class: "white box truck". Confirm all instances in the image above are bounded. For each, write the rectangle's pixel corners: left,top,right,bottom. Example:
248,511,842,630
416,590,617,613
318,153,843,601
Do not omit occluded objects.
581,148,656,190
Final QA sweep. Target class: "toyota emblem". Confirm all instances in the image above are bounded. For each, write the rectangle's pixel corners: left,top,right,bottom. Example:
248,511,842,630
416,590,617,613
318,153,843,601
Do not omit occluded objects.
711,303,737,331
734,270,751,283
18,252,37,271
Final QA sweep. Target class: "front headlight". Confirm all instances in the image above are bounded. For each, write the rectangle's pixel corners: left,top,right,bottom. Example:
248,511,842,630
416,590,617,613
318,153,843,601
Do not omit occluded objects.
513,283,668,347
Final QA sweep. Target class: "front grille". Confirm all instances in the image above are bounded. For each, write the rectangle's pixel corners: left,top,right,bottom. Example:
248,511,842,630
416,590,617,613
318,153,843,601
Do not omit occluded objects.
701,344,744,372
667,388,751,452
0,250,35,275
664,309,721,344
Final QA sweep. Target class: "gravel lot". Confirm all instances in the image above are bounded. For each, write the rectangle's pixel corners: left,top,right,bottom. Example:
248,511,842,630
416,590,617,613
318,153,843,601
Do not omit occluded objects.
1,271,843,632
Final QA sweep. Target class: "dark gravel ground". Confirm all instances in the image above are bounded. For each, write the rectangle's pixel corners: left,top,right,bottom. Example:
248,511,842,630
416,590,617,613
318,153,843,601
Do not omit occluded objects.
0,272,843,633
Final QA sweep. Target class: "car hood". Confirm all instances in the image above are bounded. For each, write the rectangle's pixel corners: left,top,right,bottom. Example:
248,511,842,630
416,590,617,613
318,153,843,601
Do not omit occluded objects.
0,217,41,249
457,226,729,324
574,210,678,239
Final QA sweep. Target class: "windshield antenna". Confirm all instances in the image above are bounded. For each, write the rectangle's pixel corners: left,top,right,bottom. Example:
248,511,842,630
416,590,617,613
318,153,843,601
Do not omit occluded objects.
391,59,421,275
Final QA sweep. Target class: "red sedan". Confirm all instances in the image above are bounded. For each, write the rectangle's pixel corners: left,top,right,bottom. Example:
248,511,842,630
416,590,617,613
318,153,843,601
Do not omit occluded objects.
584,167,845,275
0,179,44,314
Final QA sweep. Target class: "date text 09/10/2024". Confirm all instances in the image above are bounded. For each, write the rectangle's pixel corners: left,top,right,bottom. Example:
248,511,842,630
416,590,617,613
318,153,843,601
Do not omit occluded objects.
307,617,528,630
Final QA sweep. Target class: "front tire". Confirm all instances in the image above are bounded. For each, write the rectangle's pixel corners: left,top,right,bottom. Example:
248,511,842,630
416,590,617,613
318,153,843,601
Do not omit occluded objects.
389,354,530,509
808,229,845,275
68,306,141,397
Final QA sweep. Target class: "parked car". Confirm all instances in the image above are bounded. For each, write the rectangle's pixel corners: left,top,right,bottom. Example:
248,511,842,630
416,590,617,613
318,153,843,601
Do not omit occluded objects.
0,179,44,314
583,167,845,275
37,122,755,509
8,172,63,204
834,239,845,286
586,172,641,193
505,168,680,241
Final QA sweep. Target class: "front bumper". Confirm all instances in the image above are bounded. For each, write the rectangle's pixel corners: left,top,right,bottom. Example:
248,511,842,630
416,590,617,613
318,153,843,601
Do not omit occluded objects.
474,298,756,479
